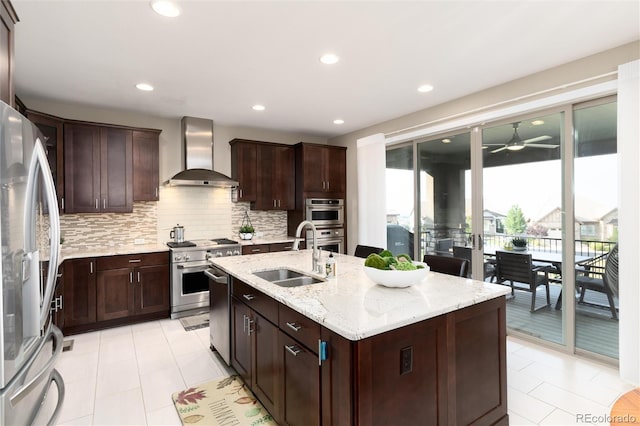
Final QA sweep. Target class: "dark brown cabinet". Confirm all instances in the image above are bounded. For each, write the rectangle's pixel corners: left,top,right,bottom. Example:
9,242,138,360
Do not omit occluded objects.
27,110,65,210
64,123,133,213
256,144,295,210
230,280,280,420
295,143,347,201
63,258,97,327
230,139,295,210
230,140,258,202
133,130,160,201
241,241,303,255
96,252,170,321
229,275,507,425
0,1,17,107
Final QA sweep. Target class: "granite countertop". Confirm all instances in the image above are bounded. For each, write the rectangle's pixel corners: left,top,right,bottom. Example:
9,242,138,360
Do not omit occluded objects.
60,242,169,261
210,250,511,341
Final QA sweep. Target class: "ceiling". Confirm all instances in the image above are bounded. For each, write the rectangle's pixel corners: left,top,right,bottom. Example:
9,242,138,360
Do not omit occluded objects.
12,1,640,139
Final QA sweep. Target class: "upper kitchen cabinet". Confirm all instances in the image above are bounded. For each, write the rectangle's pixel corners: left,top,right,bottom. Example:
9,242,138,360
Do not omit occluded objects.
230,139,295,210
64,123,133,213
26,110,65,210
230,140,257,202
0,1,17,107
295,143,346,202
132,130,160,201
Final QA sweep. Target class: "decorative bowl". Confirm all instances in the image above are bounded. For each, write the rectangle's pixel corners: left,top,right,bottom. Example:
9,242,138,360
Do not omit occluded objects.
363,262,430,288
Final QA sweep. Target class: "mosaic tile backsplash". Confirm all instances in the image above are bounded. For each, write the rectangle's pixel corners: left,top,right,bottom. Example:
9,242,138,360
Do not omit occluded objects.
60,187,290,249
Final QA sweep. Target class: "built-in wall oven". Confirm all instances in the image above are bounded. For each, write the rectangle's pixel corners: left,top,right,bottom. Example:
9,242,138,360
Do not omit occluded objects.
306,227,344,254
305,198,344,227
168,239,240,319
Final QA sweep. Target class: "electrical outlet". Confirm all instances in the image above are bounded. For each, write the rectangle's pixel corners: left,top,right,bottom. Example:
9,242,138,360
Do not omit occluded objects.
400,347,413,375
134,238,146,245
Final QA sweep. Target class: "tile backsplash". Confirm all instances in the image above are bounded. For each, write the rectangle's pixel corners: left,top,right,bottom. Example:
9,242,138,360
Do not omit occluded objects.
60,187,290,248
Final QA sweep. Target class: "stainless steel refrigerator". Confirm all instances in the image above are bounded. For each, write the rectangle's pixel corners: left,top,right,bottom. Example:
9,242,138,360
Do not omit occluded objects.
0,100,64,425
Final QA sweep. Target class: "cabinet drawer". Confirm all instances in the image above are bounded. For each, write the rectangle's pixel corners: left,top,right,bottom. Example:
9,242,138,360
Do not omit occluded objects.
269,242,295,252
97,252,169,270
242,244,270,255
232,279,278,324
279,303,320,353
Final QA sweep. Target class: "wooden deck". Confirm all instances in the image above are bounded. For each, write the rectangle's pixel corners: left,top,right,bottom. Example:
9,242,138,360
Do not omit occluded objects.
503,282,619,359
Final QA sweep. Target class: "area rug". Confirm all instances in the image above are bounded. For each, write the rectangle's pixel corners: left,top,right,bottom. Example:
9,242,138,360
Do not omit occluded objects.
172,375,277,425
179,313,210,332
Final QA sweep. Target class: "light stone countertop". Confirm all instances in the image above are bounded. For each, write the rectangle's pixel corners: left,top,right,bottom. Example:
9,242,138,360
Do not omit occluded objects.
210,250,511,341
60,242,169,261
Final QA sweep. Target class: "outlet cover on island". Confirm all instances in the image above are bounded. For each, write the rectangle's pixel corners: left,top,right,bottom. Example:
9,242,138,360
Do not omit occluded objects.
134,238,146,244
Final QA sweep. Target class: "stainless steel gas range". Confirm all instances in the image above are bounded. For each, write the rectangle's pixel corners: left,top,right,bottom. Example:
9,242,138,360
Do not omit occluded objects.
168,238,241,319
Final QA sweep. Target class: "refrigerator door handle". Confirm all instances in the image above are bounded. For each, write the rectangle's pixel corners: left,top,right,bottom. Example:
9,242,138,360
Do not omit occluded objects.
25,139,62,328
31,369,65,426
9,325,64,407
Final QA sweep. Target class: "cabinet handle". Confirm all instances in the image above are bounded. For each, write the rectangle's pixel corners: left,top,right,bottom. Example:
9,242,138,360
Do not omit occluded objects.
103,199,106,209
247,318,254,335
251,248,261,253
155,187,158,198
285,344,301,356
322,181,325,189
243,314,248,333
243,294,256,301
273,199,276,207
137,271,141,283
129,272,133,284
90,261,93,274
95,199,98,209
128,259,141,263
61,197,64,210
278,199,281,208
286,322,301,332
327,181,330,190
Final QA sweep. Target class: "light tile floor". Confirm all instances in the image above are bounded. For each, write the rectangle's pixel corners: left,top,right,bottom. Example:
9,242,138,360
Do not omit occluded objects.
47,319,636,425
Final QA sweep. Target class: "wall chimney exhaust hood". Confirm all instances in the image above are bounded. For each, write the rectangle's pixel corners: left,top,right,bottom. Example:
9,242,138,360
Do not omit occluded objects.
166,116,238,187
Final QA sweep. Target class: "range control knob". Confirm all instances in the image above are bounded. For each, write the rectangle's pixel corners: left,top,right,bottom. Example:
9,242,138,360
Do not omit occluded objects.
215,252,223,257
174,255,183,262
205,253,212,260
184,255,190,261
233,250,241,256
226,250,233,256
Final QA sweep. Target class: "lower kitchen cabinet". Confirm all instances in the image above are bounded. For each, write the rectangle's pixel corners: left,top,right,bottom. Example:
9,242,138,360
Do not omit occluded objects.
96,252,170,321
229,277,507,425
63,258,97,327
61,252,169,334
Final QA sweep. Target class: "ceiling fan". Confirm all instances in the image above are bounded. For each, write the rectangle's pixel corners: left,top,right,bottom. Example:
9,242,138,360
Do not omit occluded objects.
486,122,558,153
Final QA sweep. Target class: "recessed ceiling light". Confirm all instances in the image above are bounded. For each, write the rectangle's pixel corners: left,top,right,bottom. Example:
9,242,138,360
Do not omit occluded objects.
441,138,451,144
417,84,434,93
150,0,181,17
531,120,545,126
320,53,339,65
333,119,344,125
136,83,154,91
252,104,266,111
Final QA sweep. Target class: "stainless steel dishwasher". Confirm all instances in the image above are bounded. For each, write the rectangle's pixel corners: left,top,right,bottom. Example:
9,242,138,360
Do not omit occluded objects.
205,265,231,365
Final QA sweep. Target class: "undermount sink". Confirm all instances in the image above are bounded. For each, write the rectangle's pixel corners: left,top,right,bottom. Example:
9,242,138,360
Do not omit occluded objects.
253,268,324,287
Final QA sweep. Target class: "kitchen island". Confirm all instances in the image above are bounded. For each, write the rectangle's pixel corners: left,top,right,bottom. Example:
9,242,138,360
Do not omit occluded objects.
211,250,511,426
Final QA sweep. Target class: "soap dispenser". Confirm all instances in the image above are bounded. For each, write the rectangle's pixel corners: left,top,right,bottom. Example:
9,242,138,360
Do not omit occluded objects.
325,252,336,279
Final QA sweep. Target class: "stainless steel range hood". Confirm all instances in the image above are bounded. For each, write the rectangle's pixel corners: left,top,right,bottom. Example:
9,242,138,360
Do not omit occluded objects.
166,117,238,187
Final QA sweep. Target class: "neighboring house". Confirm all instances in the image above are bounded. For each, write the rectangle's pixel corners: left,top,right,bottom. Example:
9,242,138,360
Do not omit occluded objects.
483,209,506,234
534,207,618,241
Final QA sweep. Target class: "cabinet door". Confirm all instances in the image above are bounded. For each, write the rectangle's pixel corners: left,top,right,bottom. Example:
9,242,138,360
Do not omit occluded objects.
96,267,134,321
231,297,253,385
232,142,258,202
64,124,101,213
255,145,275,210
280,331,320,426
252,314,281,421
100,127,133,212
301,144,327,194
27,111,65,211
0,2,16,106
135,264,170,315
132,130,159,201
272,146,295,210
325,148,346,198
63,258,97,326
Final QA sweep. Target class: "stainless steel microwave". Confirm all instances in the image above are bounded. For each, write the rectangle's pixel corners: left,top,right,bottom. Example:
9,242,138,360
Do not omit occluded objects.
305,198,344,227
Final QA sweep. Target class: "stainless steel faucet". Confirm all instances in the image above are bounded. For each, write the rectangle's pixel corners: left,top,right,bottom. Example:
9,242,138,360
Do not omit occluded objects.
292,220,322,274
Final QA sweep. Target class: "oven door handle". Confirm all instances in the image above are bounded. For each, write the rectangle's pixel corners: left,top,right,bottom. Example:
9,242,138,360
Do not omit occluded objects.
176,263,210,272
316,239,343,245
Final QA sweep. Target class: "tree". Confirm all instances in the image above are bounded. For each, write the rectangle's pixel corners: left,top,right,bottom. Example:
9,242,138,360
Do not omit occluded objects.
504,205,527,235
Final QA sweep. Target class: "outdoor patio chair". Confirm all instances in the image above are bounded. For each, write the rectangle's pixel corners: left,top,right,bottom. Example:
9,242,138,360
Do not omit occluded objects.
423,254,469,277
495,250,551,312
452,246,496,282
574,244,618,320
354,244,385,258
